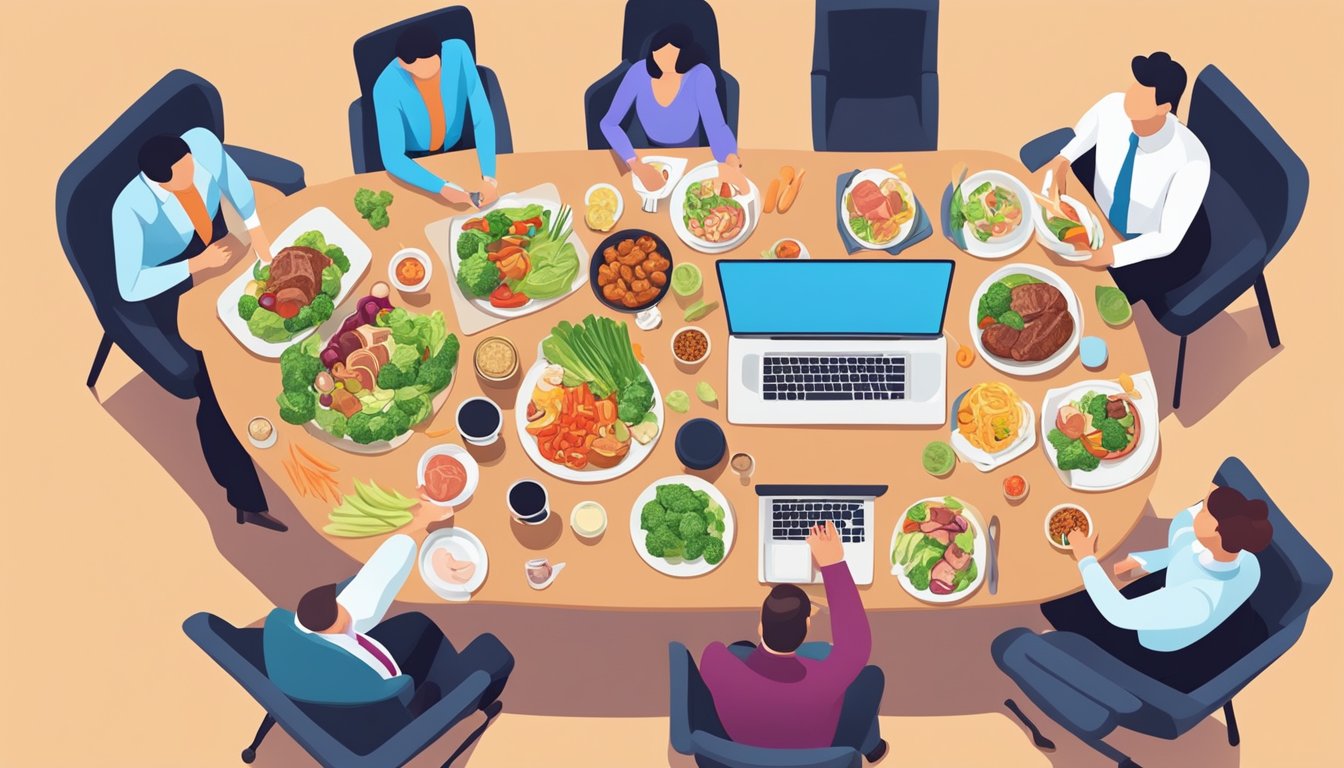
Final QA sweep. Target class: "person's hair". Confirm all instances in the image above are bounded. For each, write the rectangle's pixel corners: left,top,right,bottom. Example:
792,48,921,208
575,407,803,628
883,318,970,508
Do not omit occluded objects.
396,23,442,64
137,135,190,183
761,584,810,653
645,24,704,78
1207,486,1273,554
296,583,340,632
1131,51,1188,116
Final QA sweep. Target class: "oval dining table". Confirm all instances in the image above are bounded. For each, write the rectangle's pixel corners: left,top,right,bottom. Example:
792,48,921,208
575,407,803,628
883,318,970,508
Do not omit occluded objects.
179,147,1158,609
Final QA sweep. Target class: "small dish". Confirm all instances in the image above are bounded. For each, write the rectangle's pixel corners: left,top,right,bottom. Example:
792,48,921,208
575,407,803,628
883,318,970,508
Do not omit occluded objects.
763,238,811,259
525,559,566,590
1080,336,1109,370
584,183,624,232
1045,504,1094,550
247,417,276,449
474,336,519,382
389,247,432,292
416,444,480,507
570,500,608,538
675,418,727,470
671,326,711,365
1002,474,1029,502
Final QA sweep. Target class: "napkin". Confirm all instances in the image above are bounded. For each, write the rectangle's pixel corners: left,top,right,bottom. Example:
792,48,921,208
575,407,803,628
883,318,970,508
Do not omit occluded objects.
939,177,969,251
835,170,932,256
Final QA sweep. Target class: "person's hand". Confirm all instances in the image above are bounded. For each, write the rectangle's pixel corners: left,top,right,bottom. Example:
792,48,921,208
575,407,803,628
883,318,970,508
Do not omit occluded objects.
631,159,667,193
440,185,476,208
806,521,845,568
1072,245,1115,270
717,155,750,196
1066,525,1099,562
1046,155,1071,200
189,238,240,276
1113,556,1143,579
247,227,273,265
475,177,500,209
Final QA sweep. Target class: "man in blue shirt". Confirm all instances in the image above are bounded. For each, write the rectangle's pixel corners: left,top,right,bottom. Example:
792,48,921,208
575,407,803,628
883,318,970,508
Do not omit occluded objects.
111,130,287,531
373,23,499,208
1044,483,1273,691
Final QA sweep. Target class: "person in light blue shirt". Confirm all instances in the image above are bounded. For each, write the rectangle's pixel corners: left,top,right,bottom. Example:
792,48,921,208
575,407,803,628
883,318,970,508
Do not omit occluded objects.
373,23,498,208
1044,483,1274,691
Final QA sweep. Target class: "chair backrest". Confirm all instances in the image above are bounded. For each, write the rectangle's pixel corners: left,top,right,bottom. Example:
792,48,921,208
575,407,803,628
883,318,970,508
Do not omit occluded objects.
812,0,938,95
669,641,727,752
55,70,224,315
1187,65,1308,265
620,0,722,71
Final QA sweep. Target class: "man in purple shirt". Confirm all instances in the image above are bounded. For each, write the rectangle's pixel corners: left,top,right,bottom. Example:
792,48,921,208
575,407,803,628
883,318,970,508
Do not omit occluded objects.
701,522,887,762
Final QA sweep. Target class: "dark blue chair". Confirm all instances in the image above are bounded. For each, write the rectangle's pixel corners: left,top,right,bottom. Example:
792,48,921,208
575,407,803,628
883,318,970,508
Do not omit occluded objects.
584,0,740,152
348,6,513,174
992,456,1331,767
811,0,939,151
668,642,861,768
1019,65,1306,408
55,69,305,393
184,611,498,767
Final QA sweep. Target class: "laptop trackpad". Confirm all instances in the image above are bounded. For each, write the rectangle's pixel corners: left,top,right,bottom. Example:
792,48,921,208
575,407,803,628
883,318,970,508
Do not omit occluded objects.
770,545,812,583
740,354,760,394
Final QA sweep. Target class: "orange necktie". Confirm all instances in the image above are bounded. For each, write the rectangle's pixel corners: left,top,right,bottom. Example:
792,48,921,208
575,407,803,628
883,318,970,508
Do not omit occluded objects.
172,186,215,244
413,72,447,152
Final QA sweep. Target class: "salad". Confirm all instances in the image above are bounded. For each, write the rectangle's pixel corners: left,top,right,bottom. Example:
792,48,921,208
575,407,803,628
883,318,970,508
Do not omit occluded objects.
277,283,459,446
455,204,580,310
683,180,745,244
891,497,979,597
845,176,913,245
1046,390,1141,472
638,482,727,565
237,230,350,343
951,181,1024,243
524,315,659,471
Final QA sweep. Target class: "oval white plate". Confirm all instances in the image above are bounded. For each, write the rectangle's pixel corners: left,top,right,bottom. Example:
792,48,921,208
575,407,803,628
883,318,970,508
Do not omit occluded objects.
418,526,488,602
889,496,986,604
416,444,479,507
969,263,1082,377
669,161,761,254
1039,372,1160,492
629,474,735,578
949,388,1036,472
840,169,917,249
958,170,1037,259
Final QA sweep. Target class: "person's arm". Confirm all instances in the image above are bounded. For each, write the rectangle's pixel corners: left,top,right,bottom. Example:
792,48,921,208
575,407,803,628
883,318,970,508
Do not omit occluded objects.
373,77,455,194
599,67,641,164
337,534,417,634
1058,94,1110,163
1110,158,1210,268
819,562,871,678
693,68,738,163
113,196,188,302
1127,506,1198,572
448,40,496,181
1079,556,1215,631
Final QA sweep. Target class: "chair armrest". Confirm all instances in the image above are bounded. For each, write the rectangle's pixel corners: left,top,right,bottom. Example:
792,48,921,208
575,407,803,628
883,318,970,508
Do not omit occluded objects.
691,731,860,768
477,66,512,155
1022,635,1143,715
348,98,372,174
920,71,939,150
1019,128,1075,172
365,670,490,767
224,143,306,196
584,62,632,151
811,72,829,151
668,643,693,754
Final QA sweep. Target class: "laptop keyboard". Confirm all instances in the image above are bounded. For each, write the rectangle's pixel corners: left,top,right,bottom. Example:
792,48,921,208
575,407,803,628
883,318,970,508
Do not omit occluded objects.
770,499,866,543
761,355,907,401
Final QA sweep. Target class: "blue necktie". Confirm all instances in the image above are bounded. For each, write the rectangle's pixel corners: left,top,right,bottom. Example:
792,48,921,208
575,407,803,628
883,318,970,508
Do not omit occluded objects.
1108,132,1140,238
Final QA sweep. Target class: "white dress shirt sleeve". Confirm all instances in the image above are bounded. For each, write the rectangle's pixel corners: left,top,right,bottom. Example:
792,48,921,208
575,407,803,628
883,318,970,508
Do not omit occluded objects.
337,534,417,634
1078,556,1216,631
1110,158,1211,268
1058,95,1110,164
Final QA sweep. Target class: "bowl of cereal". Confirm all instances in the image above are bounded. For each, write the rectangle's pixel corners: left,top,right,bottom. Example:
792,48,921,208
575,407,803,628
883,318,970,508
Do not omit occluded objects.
671,326,711,366
1045,504,1093,550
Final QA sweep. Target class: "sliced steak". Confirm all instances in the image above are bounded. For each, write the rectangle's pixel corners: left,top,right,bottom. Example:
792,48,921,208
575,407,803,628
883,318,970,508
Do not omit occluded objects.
1011,308,1074,361
1010,283,1067,322
267,246,327,301
930,560,959,586
1106,399,1128,420
850,180,887,217
928,506,957,526
927,529,952,546
945,541,971,571
981,323,1021,358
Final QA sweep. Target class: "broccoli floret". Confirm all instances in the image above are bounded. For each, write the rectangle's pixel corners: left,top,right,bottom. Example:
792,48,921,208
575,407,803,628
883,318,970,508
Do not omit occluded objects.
456,252,501,297
354,189,394,230
313,407,347,438
617,379,654,423
324,245,349,273
1046,428,1074,453
320,265,342,297
276,389,316,425
701,537,725,565
1099,419,1129,451
377,363,412,390
238,294,259,321
310,294,335,322
394,392,431,425
367,207,390,230
906,502,929,522
682,533,707,560
415,340,458,392
292,230,327,251
645,525,682,558
655,484,700,515
678,511,707,539
983,282,1012,318
283,306,316,332
997,310,1025,331
640,501,667,531
456,229,492,261
485,210,512,238
346,412,376,444
279,342,323,394
1056,440,1101,472
661,511,684,536
1082,393,1110,423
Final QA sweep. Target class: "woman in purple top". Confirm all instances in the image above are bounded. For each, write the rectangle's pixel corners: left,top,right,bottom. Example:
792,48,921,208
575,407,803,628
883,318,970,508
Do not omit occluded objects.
600,24,748,194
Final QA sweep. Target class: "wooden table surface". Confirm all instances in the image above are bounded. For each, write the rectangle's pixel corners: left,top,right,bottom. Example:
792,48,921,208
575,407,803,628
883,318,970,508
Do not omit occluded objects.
180,148,1157,610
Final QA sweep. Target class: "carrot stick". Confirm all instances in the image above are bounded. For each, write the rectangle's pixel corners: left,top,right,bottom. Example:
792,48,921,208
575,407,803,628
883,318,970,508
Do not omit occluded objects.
282,459,305,496
303,467,329,503
296,445,338,473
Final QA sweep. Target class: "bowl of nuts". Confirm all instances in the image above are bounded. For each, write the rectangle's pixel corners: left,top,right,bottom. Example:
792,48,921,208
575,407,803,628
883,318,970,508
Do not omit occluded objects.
671,326,711,366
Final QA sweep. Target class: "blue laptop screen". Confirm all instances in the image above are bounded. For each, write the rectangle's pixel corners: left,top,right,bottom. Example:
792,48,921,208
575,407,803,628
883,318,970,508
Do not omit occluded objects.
716,260,954,336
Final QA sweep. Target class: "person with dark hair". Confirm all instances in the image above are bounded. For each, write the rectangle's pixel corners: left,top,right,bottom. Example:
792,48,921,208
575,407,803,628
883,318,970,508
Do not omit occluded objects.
600,23,748,195
263,535,513,713
373,21,499,207
1041,482,1274,691
1044,52,1210,304
699,522,887,763
111,128,285,531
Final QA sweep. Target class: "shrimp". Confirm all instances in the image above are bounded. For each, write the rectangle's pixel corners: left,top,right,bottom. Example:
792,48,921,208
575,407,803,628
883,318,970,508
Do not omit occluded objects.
602,283,626,302
619,264,634,282
597,264,616,286
649,271,667,287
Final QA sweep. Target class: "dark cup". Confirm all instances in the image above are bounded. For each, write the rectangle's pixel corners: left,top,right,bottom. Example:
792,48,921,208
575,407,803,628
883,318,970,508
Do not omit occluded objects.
507,479,550,525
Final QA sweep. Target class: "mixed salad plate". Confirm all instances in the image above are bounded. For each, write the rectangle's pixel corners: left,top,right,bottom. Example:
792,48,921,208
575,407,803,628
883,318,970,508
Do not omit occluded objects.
969,264,1082,377
841,169,918,248
890,496,986,603
948,170,1037,259
669,161,760,253
1040,373,1160,491
630,475,734,578
216,207,371,358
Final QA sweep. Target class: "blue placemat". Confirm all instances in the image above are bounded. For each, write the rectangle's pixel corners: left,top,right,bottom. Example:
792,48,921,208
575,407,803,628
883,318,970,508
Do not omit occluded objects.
835,170,932,255
939,177,969,251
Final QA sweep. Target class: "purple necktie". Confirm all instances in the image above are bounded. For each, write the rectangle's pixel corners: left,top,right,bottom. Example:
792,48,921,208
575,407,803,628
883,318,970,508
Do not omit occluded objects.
355,634,398,676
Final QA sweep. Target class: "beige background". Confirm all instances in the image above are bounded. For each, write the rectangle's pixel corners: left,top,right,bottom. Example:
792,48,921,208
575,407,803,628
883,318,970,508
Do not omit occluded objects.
2,1,1342,766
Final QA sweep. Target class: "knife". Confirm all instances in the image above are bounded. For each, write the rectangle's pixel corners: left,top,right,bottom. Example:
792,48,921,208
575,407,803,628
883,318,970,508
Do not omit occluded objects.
988,515,1001,596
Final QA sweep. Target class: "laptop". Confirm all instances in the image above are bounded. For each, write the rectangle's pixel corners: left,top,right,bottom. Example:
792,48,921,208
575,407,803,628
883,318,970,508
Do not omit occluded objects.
757,484,888,585
717,259,954,426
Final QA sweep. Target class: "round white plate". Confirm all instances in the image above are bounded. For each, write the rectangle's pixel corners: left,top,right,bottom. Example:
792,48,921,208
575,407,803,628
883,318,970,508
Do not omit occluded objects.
958,170,1037,259
763,238,811,259
513,345,664,483
669,161,761,253
583,183,625,232
629,474,735,578
1039,373,1160,492
969,263,1082,377
949,388,1037,472
889,496,986,604
418,526,488,602
840,169,917,249
416,444,479,507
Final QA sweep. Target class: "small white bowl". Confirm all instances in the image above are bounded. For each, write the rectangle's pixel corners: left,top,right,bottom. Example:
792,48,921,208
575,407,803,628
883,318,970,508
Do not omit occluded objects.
247,417,276,449
417,444,480,507
570,501,608,538
671,326,711,366
583,183,624,231
389,248,432,292
764,238,811,259
1045,504,1094,550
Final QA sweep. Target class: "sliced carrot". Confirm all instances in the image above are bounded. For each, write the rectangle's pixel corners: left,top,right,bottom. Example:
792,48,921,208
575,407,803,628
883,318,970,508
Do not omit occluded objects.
282,459,305,496
296,445,338,473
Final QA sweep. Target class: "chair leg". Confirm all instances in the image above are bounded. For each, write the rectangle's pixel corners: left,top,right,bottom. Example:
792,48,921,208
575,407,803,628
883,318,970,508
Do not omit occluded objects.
1224,700,1240,747
241,714,276,764
1172,335,1188,409
1253,275,1281,349
440,700,502,768
87,334,113,388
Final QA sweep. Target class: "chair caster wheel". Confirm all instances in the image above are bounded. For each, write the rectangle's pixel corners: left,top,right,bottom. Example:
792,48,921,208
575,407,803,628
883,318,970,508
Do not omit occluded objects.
241,747,257,763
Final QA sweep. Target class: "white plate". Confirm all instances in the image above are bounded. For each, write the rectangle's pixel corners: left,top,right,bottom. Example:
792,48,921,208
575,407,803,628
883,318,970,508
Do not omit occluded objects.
1039,372,1160,492
303,366,456,455
763,238,811,259
957,170,1037,259
840,169,918,249
889,496,986,604
443,194,590,319
969,264,1082,377
418,526,488,602
216,207,372,359
513,344,664,483
417,444,479,507
628,474,735,578
583,183,625,231
669,161,761,253
949,389,1036,472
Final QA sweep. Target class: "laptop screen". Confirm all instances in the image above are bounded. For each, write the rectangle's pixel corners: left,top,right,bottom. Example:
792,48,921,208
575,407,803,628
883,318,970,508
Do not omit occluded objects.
716,260,955,336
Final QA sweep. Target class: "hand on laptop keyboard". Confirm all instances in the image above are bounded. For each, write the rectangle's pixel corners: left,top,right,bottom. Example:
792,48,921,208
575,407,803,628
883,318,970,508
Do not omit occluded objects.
806,521,844,567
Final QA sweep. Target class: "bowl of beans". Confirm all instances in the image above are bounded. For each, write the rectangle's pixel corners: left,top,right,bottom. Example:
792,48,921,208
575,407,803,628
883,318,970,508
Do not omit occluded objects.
671,326,711,366
1045,504,1093,550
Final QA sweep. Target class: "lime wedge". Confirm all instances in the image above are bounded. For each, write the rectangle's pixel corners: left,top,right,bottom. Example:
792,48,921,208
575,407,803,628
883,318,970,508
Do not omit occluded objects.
683,300,719,321
922,441,956,477
696,381,717,403
1096,286,1132,326
671,263,703,296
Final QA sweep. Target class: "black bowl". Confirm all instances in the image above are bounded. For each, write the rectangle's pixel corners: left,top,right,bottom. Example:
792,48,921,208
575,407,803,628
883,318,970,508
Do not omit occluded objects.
675,418,727,471
589,228,674,313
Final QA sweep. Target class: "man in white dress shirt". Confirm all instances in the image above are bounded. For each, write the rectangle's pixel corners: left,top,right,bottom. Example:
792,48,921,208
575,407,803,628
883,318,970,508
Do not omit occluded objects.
1046,52,1210,304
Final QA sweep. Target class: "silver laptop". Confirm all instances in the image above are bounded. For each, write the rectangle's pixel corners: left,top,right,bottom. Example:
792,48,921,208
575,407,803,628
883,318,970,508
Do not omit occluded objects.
757,484,888,585
717,259,953,426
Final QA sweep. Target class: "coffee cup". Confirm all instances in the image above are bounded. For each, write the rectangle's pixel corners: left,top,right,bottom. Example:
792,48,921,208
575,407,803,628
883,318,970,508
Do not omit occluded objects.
456,397,503,446
507,478,550,525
